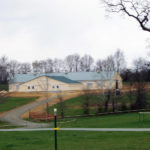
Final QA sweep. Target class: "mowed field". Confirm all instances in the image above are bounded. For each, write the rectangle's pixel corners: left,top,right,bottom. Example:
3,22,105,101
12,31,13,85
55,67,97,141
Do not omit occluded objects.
0,89,150,150
49,93,150,117
0,96,37,128
1,112,150,150
0,121,20,129
51,113,150,128
0,97,37,113
0,131,150,150
46,92,150,128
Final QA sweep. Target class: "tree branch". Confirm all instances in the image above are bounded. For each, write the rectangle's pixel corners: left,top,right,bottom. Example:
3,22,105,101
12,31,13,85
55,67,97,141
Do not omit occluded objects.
103,0,150,32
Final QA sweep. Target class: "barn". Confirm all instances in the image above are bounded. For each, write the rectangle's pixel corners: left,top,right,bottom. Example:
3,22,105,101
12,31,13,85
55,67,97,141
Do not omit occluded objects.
9,71,122,92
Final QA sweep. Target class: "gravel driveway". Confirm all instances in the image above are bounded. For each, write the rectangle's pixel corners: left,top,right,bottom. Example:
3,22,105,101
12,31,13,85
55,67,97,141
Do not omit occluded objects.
0,96,58,128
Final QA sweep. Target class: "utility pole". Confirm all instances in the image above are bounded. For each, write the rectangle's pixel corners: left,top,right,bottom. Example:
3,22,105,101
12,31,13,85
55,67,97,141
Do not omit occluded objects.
46,75,49,115
54,108,58,150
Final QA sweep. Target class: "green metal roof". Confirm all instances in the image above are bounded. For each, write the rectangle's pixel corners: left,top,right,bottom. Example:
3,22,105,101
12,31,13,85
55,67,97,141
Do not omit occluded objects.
9,71,116,84
47,76,80,84
9,73,44,84
47,71,116,81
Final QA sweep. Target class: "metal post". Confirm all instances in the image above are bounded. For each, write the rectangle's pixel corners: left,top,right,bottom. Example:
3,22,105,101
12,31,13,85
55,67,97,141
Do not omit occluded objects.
46,77,49,115
54,108,57,150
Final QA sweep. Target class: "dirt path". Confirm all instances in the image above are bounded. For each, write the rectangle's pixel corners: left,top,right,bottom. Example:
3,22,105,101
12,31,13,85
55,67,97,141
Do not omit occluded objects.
0,91,81,128
0,112,7,118
21,91,81,118
0,96,58,128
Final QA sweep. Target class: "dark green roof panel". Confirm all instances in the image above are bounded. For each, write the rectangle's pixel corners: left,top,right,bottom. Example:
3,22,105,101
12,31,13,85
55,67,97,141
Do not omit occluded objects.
47,76,80,84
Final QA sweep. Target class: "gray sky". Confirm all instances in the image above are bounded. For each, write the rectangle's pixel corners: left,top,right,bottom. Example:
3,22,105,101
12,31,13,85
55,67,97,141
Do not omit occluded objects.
0,0,149,67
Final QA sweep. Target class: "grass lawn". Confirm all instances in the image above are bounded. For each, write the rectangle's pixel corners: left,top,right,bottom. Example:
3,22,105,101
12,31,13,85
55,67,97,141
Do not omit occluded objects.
0,97,37,113
46,94,150,128
49,95,103,116
49,94,144,117
49,113,150,128
0,121,19,129
0,131,150,150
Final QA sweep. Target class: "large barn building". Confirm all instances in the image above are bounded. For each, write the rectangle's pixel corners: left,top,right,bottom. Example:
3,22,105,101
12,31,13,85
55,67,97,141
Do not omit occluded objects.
9,71,122,92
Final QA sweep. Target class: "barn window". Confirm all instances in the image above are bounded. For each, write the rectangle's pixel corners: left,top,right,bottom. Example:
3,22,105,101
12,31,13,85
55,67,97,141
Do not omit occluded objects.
32,86,35,89
28,86,30,89
87,83,93,87
16,84,19,90
98,82,102,87
57,85,59,88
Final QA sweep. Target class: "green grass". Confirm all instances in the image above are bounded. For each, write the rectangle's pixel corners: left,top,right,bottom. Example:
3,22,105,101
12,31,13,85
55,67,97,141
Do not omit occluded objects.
0,121,19,129
0,97,37,113
49,95,134,116
49,93,150,117
0,131,150,150
49,95,102,116
49,113,150,128
46,94,150,128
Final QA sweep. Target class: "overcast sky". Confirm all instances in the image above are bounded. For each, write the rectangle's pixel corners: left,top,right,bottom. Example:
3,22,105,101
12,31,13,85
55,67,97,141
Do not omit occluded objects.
0,0,150,67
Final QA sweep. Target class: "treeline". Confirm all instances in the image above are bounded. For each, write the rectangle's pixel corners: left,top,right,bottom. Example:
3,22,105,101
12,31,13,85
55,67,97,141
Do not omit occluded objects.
0,49,149,84
121,58,150,82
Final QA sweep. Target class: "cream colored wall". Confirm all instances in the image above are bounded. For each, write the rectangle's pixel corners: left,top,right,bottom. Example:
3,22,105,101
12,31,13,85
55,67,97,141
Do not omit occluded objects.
9,76,83,92
9,73,123,92
9,83,18,92
81,80,115,90
81,73,122,90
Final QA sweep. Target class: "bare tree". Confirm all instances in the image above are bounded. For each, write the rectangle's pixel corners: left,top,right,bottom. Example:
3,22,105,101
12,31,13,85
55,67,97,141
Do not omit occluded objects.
32,59,53,73
73,54,80,72
7,60,20,77
133,57,148,71
132,57,148,109
102,0,150,32
57,94,65,118
114,49,126,74
32,61,41,73
100,55,116,112
53,58,66,72
96,50,126,73
80,55,94,72
65,55,76,72
104,89,111,112
96,59,103,71
45,59,53,73
35,76,50,114
65,54,80,72
82,89,91,115
38,59,53,73
18,63,31,74
39,60,47,73
101,55,115,72
0,56,9,83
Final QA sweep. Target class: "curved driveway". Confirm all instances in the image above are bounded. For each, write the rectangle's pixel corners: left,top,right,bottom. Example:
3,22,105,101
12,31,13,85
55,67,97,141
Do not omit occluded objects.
0,96,58,128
